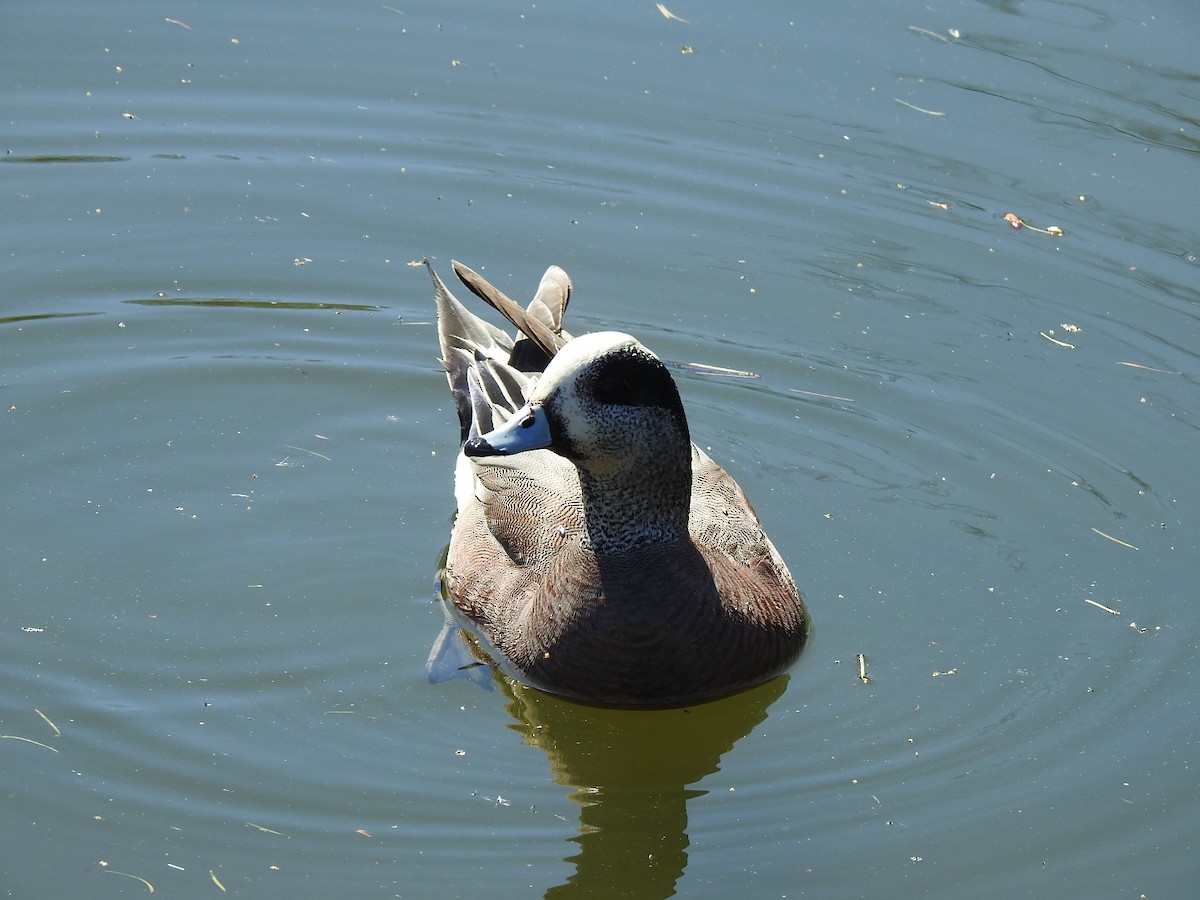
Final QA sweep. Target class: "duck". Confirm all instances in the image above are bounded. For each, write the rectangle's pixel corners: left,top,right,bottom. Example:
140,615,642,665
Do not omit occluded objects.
428,259,809,707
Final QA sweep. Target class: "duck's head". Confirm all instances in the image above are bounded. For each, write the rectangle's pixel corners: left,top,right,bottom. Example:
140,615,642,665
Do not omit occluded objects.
464,331,689,470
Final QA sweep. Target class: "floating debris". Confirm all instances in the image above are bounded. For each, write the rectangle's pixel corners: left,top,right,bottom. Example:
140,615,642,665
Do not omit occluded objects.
656,3,690,24
0,734,58,752
1090,527,1138,551
907,25,952,43
1039,330,1075,349
1117,361,1182,375
284,445,332,461
672,361,758,379
102,868,154,893
245,822,290,837
895,98,946,117
1084,598,1121,616
789,387,856,403
34,708,61,737
1004,212,1063,236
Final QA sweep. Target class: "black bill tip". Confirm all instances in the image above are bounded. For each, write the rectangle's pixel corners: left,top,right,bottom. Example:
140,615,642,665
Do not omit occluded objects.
463,437,504,458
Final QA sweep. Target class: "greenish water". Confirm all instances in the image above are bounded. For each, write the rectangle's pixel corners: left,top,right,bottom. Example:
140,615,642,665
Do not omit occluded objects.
3,1,1197,897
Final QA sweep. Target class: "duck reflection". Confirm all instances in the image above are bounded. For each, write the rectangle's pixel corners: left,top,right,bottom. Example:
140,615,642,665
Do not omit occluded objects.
430,600,788,897
483,647,786,898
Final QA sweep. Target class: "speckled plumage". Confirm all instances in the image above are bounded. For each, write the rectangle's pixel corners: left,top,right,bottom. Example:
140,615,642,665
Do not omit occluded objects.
430,260,808,707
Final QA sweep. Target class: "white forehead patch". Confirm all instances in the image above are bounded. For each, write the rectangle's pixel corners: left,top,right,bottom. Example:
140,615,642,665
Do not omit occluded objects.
531,331,651,399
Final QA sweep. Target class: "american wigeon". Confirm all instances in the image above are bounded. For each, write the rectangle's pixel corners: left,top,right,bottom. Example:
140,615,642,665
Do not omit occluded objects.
429,260,808,707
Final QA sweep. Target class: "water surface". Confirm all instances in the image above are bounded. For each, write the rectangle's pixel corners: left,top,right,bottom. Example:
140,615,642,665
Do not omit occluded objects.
3,1,1197,897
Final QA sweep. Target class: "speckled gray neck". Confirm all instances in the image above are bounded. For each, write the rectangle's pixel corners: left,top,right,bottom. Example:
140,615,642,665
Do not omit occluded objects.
575,437,693,555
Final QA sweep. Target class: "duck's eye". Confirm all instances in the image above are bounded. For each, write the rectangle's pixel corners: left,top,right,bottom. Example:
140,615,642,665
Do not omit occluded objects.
593,376,624,404
520,413,537,428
